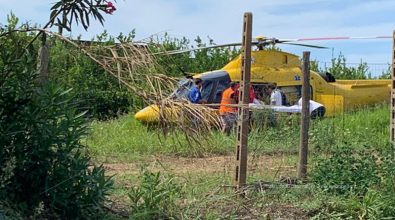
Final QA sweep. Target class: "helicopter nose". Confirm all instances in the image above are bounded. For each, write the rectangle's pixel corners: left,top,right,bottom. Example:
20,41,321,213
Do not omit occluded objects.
134,105,160,122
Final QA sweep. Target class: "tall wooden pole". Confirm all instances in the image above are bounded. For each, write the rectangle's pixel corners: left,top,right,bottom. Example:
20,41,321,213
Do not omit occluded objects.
37,32,49,85
235,12,252,191
298,51,310,179
390,31,395,142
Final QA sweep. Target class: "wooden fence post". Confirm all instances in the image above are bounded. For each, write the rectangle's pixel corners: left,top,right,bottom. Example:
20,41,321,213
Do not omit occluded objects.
37,32,49,84
298,51,310,179
234,12,252,191
390,31,395,142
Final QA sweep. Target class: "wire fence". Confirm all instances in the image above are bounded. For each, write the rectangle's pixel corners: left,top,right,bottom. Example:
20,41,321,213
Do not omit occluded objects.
314,61,390,78
86,78,391,218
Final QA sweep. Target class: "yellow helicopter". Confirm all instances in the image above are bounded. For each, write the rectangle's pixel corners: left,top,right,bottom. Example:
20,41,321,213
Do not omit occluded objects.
134,36,391,122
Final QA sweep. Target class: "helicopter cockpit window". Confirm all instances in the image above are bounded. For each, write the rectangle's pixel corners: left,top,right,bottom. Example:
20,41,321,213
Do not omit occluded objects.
170,78,193,100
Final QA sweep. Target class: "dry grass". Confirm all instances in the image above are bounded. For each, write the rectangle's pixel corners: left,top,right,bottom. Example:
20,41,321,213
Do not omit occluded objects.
0,27,225,145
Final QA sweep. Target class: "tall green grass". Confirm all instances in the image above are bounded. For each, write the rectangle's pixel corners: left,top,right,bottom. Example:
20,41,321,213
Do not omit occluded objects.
85,116,234,161
86,104,392,219
86,104,390,162
309,104,390,152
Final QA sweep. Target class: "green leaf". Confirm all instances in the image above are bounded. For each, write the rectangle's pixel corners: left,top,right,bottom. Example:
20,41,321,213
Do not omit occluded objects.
76,7,87,30
49,10,59,24
85,11,90,27
50,1,63,10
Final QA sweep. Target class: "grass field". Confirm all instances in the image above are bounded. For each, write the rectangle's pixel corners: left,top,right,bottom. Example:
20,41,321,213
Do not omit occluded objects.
87,104,390,161
86,104,393,219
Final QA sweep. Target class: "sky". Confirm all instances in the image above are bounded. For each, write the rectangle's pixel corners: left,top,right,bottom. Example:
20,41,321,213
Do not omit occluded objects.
1,0,394,75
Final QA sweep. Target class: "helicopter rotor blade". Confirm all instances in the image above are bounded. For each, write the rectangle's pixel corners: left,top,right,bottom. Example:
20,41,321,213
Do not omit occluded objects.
280,42,329,49
152,42,243,55
152,35,390,55
279,36,392,42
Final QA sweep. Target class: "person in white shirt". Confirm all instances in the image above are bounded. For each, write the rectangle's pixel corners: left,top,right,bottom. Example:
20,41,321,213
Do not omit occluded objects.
267,83,284,106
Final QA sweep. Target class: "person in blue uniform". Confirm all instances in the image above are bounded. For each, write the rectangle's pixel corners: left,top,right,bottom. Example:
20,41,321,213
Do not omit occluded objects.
188,78,206,104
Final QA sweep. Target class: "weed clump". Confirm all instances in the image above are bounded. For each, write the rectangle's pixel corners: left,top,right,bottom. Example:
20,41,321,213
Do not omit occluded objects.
128,168,181,219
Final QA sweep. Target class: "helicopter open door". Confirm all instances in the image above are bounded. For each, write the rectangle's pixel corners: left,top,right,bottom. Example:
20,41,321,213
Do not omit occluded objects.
170,70,231,104
195,70,231,105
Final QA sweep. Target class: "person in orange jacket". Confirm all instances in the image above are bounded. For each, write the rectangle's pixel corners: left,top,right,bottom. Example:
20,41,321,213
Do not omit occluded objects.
219,82,238,135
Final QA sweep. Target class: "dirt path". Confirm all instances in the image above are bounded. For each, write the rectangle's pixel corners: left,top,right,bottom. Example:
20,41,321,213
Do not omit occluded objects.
104,154,297,177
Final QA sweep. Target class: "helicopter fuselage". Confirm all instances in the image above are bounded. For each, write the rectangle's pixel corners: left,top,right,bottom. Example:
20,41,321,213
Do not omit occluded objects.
134,50,390,122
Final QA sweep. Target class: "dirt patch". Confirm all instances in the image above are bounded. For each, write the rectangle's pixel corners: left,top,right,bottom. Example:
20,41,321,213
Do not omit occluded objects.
264,204,308,220
104,154,297,177
104,154,306,219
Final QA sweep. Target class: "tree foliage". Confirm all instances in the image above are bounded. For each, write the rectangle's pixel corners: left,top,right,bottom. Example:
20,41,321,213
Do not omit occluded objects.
49,0,116,34
150,33,240,76
311,53,374,79
49,34,138,119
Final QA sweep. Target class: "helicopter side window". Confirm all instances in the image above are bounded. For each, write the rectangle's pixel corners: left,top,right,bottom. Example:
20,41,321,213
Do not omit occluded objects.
201,81,214,101
213,80,230,104
251,84,302,106
279,85,312,105
279,86,301,105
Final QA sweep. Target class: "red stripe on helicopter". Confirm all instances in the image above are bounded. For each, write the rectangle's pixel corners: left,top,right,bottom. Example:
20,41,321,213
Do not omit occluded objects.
294,36,392,41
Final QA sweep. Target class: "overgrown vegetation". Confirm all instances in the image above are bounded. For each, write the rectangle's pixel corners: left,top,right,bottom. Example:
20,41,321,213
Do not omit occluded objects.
310,144,395,219
0,80,113,218
49,35,139,119
128,169,181,219
86,104,394,219
0,14,112,219
87,104,390,160
1,6,394,219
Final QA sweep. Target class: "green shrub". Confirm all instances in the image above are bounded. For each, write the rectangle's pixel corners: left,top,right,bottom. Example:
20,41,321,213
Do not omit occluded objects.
128,168,181,219
0,28,113,218
0,81,114,218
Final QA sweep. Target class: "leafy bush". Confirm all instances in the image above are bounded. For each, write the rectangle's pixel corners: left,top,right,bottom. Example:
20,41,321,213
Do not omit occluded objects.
0,81,114,218
0,27,113,218
128,168,181,219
